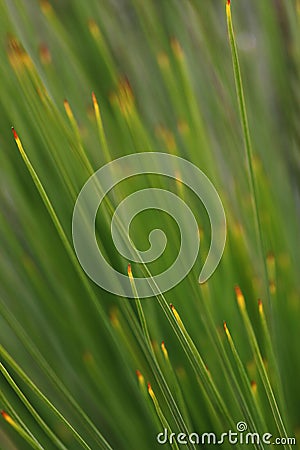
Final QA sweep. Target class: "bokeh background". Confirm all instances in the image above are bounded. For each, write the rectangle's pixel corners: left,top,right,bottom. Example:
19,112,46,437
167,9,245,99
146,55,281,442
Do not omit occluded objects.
0,1,299,448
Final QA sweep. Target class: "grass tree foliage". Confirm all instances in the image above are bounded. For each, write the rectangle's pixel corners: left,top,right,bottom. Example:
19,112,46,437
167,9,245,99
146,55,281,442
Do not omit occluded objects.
0,0,299,449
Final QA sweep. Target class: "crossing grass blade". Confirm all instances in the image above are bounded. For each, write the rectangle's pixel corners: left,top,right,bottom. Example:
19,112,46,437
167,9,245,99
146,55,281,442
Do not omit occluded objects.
0,0,299,448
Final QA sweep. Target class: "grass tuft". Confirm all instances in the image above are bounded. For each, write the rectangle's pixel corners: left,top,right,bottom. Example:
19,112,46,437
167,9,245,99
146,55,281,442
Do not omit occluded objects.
0,0,299,449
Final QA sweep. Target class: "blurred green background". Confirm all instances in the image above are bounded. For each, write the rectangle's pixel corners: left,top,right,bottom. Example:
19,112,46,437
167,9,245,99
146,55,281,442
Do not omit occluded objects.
0,0,299,448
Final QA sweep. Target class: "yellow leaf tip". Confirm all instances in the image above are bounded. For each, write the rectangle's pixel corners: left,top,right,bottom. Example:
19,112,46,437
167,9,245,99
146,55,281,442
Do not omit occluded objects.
170,37,184,60
127,263,133,279
63,99,75,123
147,382,154,398
92,91,97,104
88,19,101,38
251,380,257,393
1,410,8,420
235,285,245,310
11,127,18,140
136,369,145,386
226,0,231,16
1,411,14,426
161,341,169,360
223,321,230,338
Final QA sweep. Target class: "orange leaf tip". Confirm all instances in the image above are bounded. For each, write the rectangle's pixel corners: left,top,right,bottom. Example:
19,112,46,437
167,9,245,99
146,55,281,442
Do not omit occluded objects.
11,127,18,140
114,77,134,117
161,341,168,360
170,37,183,60
147,382,155,400
269,282,276,295
169,303,184,329
226,0,231,16
92,92,101,121
39,43,51,65
63,99,74,121
251,380,257,393
40,0,53,15
88,19,101,39
92,91,98,105
127,263,133,279
7,36,32,70
157,52,170,69
223,321,230,338
235,285,245,310
109,308,120,329
136,369,145,385
177,119,189,135
1,411,14,426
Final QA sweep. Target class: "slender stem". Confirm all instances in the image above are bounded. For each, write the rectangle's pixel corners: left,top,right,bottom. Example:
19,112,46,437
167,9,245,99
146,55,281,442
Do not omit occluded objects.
226,2,269,302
